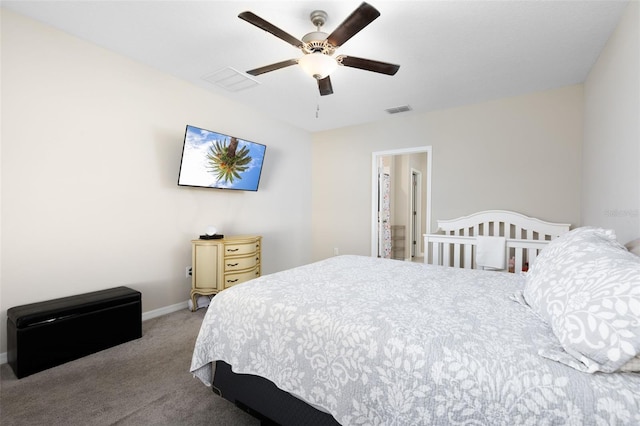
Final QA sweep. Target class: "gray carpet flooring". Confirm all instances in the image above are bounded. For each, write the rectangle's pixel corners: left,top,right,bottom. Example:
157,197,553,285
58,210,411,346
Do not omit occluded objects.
0,308,259,426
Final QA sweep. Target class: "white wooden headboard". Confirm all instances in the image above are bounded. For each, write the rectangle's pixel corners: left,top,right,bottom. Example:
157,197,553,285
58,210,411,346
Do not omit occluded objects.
424,210,570,272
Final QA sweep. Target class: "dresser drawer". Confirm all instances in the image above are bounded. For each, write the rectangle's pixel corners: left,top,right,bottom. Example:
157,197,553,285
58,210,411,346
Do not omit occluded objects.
224,254,260,272
223,267,260,289
224,242,259,257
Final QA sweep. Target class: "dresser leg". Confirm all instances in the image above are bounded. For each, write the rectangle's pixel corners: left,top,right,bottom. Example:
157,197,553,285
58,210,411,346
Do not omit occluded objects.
190,292,198,312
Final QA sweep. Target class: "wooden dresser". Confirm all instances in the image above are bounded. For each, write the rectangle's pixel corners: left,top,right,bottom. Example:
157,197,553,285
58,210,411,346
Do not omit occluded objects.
190,235,261,311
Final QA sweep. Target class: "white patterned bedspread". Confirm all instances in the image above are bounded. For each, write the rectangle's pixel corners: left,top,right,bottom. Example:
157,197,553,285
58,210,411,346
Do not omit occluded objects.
190,255,640,425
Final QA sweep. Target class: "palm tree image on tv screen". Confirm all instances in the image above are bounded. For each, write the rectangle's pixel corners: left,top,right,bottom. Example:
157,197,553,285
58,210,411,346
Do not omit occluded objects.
178,125,266,191
207,137,251,184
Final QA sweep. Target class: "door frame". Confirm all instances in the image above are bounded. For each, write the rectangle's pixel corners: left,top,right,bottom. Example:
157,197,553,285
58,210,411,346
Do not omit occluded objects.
371,146,432,258
411,168,422,258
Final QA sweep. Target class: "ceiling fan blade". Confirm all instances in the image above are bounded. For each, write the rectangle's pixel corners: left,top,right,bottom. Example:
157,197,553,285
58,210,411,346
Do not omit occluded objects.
238,11,304,49
337,55,400,75
326,2,380,48
246,59,299,76
318,76,333,96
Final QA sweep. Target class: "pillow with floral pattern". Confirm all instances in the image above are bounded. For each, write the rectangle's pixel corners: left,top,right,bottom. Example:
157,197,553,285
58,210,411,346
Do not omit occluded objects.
523,227,640,373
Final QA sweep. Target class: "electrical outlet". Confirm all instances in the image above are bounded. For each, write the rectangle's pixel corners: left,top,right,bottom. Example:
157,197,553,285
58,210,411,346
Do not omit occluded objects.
334,248,339,256
185,266,192,278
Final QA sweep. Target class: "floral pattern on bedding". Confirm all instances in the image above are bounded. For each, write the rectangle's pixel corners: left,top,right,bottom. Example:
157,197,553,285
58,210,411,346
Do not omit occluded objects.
191,255,640,425
522,227,640,373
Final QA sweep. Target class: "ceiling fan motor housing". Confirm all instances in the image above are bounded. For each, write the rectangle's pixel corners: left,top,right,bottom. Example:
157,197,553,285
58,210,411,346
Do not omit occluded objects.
303,10,334,55
302,33,335,55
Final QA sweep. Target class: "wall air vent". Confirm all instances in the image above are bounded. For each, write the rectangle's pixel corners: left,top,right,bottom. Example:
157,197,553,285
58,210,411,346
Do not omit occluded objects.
385,105,412,114
202,67,260,92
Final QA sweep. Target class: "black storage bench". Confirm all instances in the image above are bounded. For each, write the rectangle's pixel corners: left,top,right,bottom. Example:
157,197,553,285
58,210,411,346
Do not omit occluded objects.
7,286,142,378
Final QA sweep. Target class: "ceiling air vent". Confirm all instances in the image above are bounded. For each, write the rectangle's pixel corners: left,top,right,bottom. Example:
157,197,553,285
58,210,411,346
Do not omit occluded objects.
385,105,412,114
202,67,260,92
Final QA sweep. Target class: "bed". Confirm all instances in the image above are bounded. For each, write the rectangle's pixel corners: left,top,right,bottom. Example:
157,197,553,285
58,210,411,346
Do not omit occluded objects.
190,213,640,425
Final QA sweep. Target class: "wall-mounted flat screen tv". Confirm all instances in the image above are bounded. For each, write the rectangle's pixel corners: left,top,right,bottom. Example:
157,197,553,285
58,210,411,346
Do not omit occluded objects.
178,125,266,191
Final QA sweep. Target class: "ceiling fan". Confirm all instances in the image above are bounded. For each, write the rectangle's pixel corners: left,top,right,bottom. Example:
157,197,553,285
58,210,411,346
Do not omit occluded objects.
238,2,400,96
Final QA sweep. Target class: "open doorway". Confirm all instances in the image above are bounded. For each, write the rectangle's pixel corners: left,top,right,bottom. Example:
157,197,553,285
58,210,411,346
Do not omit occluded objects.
371,147,432,261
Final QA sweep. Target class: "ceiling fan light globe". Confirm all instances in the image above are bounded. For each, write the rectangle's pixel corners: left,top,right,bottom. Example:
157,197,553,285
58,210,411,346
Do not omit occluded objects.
298,52,338,80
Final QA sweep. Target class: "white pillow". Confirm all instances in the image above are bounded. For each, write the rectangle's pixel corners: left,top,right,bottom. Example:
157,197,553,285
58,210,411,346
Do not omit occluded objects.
523,227,640,373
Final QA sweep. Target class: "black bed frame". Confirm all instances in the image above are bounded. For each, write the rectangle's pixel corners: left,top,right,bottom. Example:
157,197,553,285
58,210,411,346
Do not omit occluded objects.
213,361,341,426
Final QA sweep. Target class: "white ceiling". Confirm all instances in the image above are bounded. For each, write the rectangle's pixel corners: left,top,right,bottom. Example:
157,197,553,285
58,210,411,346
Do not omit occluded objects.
2,0,629,132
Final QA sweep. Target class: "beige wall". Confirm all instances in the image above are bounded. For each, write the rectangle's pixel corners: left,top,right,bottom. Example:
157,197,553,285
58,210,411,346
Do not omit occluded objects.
583,1,639,245
0,10,312,353
312,85,583,260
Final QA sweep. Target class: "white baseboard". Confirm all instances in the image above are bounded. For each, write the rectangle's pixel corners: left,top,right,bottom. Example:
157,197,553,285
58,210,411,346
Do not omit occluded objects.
141,301,188,321
0,300,189,365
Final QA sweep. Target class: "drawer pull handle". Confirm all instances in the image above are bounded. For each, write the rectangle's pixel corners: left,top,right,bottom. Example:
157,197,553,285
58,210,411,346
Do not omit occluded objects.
227,248,239,252
227,263,239,267
255,271,260,276
227,279,239,283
